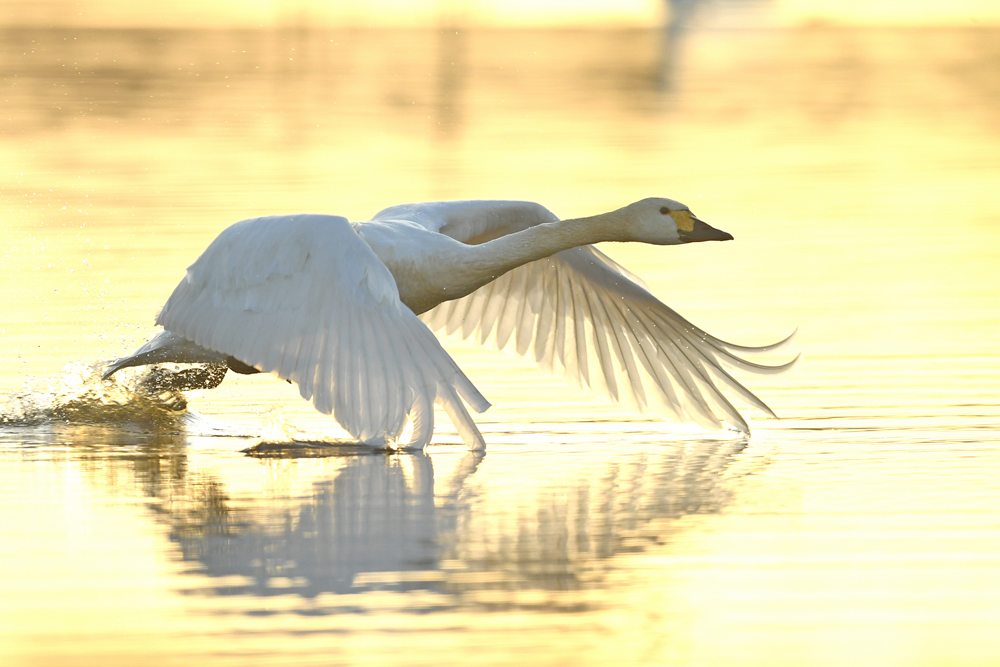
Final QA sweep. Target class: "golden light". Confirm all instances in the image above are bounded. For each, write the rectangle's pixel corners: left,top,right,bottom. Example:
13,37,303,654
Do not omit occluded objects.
1,0,1000,28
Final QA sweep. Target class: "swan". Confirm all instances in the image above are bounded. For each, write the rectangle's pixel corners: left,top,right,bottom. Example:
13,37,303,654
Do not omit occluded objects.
103,198,794,450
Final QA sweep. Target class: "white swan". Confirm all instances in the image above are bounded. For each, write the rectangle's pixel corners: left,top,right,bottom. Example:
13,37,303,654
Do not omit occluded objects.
103,198,794,450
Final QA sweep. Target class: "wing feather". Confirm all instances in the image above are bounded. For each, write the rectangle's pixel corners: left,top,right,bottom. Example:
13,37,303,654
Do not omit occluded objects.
588,287,638,411
420,243,792,433
366,199,791,434
157,214,489,449
632,306,721,428
477,279,505,346
533,262,557,365
551,262,571,376
371,199,557,241
339,298,360,432
288,270,321,389
372,308,405,439
441,297,465,336
493,269,519,350
606,300,658,413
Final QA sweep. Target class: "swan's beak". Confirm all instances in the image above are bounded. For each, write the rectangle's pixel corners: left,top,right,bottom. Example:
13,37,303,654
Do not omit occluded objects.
678,216,734,243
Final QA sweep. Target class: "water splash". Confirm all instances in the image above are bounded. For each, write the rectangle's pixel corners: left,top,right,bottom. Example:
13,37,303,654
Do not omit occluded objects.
1,361,199,428
259,407,308,442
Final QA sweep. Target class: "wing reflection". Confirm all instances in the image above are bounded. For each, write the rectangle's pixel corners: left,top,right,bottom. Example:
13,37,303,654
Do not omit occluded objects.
170,452,482,597
160,439,751,609
438,440,750,602
28,427,751,611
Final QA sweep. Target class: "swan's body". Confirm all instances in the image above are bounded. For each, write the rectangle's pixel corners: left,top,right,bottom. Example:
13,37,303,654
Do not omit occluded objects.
104,198,794,450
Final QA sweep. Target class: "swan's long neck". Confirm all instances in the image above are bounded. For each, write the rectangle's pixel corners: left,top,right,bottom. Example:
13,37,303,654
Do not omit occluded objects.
400,210,630,311
467,210,630,280
377,210,633,314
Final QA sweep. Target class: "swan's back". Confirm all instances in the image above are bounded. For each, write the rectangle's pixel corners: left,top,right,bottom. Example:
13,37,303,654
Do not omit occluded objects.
372,200,558,244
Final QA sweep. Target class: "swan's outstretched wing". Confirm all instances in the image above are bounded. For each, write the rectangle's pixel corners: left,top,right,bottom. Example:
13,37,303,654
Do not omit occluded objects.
156,214,490,450
372,199,553,243
377,200,793,433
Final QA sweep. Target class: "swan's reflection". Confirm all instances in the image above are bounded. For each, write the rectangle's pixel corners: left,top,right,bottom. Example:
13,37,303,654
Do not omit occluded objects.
439,439,749,599
16,422,750,610
170,451,482,597
161,438,749,606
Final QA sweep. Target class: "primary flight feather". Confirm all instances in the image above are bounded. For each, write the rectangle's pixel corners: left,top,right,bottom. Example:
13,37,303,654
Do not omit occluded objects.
103,198,794,449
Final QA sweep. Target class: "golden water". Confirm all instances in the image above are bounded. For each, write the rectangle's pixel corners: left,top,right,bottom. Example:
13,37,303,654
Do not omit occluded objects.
2,26,999,666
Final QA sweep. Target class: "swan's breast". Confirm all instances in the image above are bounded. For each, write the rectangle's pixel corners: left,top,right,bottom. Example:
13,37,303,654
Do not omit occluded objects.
355,220,486,314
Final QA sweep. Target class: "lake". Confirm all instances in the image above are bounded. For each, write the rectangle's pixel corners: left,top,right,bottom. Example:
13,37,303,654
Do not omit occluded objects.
2,25,999,666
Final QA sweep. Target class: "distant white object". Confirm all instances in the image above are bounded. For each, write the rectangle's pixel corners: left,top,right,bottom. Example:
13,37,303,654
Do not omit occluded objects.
104,198,794,450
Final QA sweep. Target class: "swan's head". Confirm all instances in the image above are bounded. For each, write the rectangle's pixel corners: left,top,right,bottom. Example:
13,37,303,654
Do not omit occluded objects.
620,197,734,246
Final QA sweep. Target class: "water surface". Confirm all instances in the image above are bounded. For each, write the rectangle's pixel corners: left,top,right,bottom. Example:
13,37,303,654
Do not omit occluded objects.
2,26,1000,666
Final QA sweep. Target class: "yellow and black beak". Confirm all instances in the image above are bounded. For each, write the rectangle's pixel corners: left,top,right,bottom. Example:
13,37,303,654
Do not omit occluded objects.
672,210,734,243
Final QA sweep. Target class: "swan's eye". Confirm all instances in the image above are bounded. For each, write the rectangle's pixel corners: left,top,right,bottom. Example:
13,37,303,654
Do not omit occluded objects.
660,206,670,215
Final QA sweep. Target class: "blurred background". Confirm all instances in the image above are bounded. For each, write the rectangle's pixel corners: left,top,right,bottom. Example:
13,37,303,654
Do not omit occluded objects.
2,2,1000,666
3,0,998,410
3,0,998,381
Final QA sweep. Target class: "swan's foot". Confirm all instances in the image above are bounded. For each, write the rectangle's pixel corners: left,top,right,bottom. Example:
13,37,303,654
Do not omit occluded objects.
138,363,229,393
